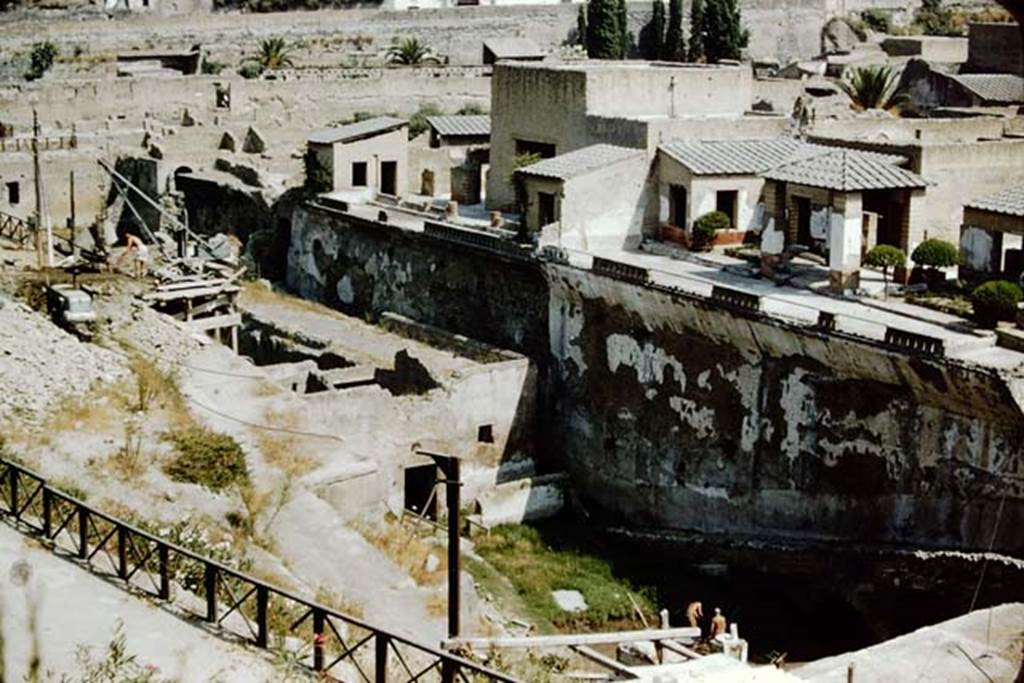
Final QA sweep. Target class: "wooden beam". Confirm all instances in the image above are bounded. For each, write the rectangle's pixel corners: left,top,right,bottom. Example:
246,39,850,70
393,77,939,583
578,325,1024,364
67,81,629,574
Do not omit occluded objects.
189,313,241,332
445,627,701,651
657,639,702,660
569,645,638,679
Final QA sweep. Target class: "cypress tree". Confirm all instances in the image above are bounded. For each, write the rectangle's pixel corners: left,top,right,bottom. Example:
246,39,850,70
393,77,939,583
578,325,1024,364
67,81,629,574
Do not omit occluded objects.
577,3,588,47
586,0,627,59
688,0,705,61
615,0,629,58
704,0,748,61
640,0,666,60
662,0,686,62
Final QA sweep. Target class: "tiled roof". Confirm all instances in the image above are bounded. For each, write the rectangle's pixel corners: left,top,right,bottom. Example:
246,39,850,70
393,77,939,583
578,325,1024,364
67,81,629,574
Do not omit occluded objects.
516,144,644,181
482,37,546,59
762,149,929,191
308,116,407,145
965,187,1024,218
660,138,813,175
426,115,490,138
659,138,905,175
947,74,1024,104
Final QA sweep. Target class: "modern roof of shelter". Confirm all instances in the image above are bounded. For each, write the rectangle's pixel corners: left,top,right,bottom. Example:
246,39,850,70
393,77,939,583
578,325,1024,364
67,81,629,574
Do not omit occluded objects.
965,187,1024,218
946,73,1024,104
482,37,546,61
762,149,929,192
425,115,491,138
516,144,645,181
307,116,407,145
659,138,906,176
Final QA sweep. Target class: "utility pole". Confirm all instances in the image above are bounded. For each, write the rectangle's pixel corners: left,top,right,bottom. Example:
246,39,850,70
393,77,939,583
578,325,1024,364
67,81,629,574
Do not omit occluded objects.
68,170,77,260
32,110,43,269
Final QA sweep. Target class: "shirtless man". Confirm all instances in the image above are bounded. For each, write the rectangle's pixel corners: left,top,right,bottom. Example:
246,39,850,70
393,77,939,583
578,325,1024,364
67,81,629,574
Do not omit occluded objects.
685,601,703,629
710,608,727,639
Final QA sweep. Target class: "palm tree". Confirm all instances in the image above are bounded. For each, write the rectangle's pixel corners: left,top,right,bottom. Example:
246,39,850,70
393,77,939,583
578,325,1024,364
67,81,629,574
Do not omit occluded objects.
247,37,295,72
386,37,440,66
838,65,907,111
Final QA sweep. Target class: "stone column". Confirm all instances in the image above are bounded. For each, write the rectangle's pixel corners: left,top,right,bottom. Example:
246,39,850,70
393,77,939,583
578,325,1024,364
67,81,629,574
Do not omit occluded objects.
829,191,863,291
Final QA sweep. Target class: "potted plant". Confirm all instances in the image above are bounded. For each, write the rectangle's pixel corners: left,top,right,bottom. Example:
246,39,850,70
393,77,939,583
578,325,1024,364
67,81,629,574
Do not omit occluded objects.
970,280,1022,329
910,238,959,289
691,211,731,252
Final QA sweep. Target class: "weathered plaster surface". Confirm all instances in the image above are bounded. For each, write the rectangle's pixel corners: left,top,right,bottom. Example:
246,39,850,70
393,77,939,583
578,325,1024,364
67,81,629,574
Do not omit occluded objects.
288,204,1024,553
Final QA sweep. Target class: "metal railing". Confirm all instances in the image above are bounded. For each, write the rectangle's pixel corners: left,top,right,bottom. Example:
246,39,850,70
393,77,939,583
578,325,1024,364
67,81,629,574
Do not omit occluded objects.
0,210,30,246
0,458,519,683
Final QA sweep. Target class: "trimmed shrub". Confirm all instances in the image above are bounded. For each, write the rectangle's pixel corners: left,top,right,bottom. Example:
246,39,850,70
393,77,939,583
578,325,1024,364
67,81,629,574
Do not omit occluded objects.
911,239,959,270
691,210,731,249
860,8,891,33
971,280,1022,328
237,62,263,79
163,426,248,491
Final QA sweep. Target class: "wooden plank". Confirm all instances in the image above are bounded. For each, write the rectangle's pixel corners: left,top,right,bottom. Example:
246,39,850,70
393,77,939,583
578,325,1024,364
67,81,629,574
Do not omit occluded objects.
145,284,240,302
189,313,241,332
569,645,638,679
657,639,701,660
446,626,701,650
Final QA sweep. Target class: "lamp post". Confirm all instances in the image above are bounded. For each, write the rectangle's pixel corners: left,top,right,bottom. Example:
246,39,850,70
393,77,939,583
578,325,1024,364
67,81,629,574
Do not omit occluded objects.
416,448,462,639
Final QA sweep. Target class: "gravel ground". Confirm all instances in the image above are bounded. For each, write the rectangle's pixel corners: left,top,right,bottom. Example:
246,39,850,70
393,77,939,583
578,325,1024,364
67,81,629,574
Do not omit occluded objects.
0,294,126,427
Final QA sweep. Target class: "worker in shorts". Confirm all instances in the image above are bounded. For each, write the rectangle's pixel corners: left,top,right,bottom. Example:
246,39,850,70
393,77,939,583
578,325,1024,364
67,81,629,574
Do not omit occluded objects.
124,233,150,278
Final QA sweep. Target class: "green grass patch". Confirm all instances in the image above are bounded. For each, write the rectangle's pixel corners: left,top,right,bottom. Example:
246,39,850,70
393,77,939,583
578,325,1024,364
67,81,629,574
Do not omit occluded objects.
163,426,249,491
472,523,655,631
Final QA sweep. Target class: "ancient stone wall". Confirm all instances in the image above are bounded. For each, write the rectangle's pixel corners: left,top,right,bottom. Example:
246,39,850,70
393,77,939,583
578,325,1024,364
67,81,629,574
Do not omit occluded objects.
546,266,1024,554
287,202,1024,554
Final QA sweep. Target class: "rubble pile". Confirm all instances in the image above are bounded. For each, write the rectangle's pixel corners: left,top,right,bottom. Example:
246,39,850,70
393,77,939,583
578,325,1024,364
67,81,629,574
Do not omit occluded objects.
101,294,204,369
0,297,125,425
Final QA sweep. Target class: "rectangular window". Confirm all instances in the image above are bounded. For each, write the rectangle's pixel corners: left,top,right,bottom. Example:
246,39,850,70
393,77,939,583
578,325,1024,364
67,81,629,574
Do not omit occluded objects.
6,181,19,205
716,190,738,228
515,139,556,160
351,162,367,187
538,192,557,228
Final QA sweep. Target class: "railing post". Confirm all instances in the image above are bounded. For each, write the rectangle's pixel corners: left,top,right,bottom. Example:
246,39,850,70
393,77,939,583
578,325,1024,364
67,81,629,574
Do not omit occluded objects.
441,659,456,683
313,608,325,671
9,466,18,518
117,525,128,580
42,488,52,538
158,543,170,600
256,585,268,648
204,564,217,623
78,506,88,559
375,633,389,683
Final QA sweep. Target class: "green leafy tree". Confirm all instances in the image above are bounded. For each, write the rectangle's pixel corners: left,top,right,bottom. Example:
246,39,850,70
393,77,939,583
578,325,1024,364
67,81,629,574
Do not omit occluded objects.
864,244,906,299
688,0,706,61
971,280,1022,328
911,238,959,281
585,0,626,59
640,0,666,60
915,0,959,36
838,65,907,110
703,0,748,61
662,0,686,61
26,41,58,81
386,37,440,66
245,37,294,73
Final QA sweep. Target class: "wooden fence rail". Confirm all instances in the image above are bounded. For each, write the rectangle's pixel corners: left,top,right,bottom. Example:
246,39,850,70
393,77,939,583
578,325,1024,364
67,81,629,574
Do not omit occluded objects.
0,458,519,683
